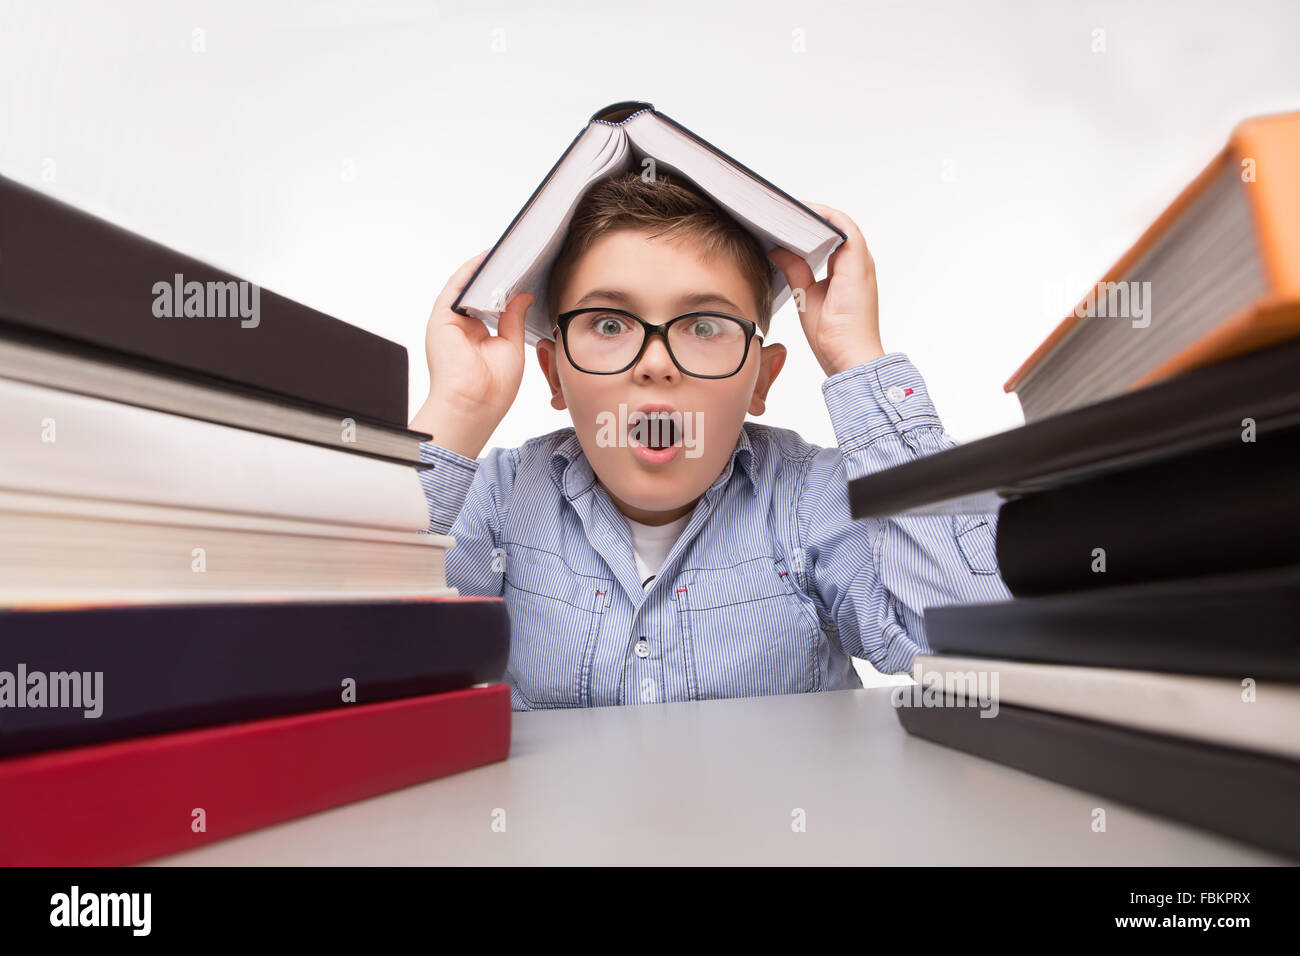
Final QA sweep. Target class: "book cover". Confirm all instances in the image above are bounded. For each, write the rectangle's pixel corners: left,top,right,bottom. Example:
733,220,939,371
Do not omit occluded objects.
0,597,508,756
0,684,511,866
845,335,1300,518
897,699,1300,860
995,422,1300,595
925,567,1300,680
0,175,409,426
452,100,847,346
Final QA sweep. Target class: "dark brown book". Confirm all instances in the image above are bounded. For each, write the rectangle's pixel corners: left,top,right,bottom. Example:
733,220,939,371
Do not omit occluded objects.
0,597,508,758
0,175,409,427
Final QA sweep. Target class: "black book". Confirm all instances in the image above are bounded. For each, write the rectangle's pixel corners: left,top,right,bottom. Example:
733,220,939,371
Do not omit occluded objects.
925,567,1300,680
846,336,1300,518
0,598,509,758
996,422,1300,596
0,175,409,427
896,699,1300,860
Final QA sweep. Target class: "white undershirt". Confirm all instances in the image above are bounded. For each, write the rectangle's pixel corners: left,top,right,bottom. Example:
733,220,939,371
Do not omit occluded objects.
624,512,692,589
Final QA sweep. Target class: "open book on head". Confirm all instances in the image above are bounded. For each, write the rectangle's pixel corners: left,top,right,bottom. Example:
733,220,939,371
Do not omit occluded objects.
452,100,848,347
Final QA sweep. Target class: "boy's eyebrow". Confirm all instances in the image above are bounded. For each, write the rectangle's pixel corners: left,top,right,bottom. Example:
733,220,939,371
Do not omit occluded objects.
572,288,748,315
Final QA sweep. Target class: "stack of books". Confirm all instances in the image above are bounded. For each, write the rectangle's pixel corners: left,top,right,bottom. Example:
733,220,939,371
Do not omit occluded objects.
846,112,1300,860
0,176,511,865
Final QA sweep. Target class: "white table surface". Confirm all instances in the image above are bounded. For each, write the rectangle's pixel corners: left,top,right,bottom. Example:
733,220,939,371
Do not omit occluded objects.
153,687,1289,865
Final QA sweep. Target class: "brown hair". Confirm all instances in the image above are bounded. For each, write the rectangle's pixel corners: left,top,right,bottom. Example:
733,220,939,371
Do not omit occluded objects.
546,171,774,336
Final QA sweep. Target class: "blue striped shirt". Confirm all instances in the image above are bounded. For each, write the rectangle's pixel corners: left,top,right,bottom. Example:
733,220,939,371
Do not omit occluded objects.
418,352,1011,710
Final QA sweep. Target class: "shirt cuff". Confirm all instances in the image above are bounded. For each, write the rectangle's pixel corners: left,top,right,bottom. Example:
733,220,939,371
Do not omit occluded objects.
416,440,479,535
821,352,944,471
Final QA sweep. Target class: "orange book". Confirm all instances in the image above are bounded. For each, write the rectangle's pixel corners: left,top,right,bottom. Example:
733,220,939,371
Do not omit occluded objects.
1005,111,1300,422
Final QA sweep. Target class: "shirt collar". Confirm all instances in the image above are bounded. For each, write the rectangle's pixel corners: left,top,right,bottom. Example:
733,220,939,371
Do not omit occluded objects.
550,424,757,500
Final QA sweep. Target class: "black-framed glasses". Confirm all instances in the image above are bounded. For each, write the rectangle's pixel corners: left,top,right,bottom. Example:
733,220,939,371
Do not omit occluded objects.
554,307,763,378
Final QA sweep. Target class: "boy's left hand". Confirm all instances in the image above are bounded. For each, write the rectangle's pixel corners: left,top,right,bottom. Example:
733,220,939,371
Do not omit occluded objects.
767,203,885,378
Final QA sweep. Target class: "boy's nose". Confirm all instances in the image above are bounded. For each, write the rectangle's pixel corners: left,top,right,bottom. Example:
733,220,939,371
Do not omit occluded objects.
633,331,678,379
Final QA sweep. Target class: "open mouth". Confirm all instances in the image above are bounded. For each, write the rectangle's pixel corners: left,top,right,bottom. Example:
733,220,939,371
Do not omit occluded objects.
628,409,682,450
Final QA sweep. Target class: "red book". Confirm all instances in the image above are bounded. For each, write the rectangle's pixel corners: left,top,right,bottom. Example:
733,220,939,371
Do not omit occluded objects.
0,684,510,866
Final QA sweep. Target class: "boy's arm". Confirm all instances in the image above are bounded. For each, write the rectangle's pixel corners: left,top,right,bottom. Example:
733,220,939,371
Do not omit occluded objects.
409,248,534,598
796,353,1011,675
417,441,517,597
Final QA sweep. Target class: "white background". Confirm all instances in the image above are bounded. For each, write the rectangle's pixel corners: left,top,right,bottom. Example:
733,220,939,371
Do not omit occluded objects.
3,1,1297,683
3,0,1297,445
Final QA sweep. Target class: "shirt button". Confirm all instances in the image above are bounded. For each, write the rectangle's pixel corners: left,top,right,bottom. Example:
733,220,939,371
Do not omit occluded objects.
886,385,907,403
634,639,649,659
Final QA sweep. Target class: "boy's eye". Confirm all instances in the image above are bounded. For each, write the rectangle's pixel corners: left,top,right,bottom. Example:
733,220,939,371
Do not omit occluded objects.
583,312,630,336
683,316,721,339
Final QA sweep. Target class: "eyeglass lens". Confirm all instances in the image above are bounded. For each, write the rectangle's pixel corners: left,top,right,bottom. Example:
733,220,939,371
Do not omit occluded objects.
566,311,750,376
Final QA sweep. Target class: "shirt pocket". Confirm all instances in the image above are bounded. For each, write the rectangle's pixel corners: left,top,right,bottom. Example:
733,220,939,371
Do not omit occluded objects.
675,556,820,701
503,545,613,708
952,515,999,575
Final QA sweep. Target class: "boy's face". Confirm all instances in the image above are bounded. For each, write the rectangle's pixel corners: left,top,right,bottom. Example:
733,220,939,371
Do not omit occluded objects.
537,228,786,527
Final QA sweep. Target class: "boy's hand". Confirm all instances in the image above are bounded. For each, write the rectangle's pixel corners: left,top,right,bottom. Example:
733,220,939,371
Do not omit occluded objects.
408,249,534,460
767,203,885,377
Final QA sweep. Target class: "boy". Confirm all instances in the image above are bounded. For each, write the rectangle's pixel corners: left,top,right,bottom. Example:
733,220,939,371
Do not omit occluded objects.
411,172,1009,711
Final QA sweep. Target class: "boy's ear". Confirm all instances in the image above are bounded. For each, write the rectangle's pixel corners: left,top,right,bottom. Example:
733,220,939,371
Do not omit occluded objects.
748,341,786,416
536,336,568,411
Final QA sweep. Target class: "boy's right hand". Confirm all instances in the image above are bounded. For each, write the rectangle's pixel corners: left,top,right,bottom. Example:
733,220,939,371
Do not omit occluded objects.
409,250,534,460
